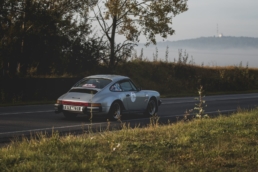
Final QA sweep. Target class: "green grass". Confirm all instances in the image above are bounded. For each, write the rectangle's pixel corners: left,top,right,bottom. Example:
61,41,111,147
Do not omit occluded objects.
1,109,258,171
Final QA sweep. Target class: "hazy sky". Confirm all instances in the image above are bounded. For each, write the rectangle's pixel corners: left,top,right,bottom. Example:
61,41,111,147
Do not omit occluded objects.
153,0,258,42
134,0,258,67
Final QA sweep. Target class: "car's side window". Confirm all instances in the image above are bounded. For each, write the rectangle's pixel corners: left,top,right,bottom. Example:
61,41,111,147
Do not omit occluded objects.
110,83,122,92
128,80,137,90
120,80,136,91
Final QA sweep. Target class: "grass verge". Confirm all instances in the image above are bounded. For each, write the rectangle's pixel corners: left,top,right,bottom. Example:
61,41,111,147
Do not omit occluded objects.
1,109,258,171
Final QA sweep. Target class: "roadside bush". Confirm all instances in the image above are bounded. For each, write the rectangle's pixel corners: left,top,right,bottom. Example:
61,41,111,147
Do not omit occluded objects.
115,61,258,95
0,61,258,104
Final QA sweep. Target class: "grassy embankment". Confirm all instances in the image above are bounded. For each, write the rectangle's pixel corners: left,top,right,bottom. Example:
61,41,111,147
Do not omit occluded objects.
1,108,258,171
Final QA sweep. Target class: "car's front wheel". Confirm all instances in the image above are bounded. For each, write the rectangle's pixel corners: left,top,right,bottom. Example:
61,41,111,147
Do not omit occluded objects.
144,99,157,117
63,112,78,119
108,101,122,121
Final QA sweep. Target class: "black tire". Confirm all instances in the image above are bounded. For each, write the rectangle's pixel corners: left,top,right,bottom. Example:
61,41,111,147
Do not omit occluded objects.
63,112,78,119
108,101,122,121
144,99,157,117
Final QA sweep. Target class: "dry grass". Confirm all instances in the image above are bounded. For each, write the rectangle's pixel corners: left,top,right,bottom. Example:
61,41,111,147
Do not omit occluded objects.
0,108,258,171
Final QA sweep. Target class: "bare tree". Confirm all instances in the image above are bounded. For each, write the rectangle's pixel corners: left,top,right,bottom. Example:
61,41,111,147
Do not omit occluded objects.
89,0,188,71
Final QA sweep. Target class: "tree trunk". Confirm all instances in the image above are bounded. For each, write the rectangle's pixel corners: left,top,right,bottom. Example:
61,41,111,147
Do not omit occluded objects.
109,39,115,73
108,15,117,73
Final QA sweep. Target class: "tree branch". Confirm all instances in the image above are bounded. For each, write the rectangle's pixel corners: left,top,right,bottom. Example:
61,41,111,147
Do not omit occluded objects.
91,4,111,41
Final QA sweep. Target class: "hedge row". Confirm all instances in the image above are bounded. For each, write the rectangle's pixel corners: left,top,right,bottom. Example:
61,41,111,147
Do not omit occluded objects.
1,61,258,104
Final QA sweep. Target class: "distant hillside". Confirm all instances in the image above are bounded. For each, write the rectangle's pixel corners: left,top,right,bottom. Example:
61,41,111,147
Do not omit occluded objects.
145,36,258,49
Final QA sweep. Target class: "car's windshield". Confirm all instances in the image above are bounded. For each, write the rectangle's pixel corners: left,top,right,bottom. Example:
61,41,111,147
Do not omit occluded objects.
73,78,112,89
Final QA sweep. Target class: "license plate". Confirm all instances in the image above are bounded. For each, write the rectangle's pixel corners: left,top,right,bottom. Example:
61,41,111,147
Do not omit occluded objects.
63,105,83,112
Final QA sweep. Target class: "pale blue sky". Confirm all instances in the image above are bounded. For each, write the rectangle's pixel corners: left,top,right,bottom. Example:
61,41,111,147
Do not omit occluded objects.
155,0,258,42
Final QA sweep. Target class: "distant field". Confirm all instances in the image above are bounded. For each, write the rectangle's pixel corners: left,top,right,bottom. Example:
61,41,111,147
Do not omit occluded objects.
1,108,258,171
134,46,258,68
135,36,258,67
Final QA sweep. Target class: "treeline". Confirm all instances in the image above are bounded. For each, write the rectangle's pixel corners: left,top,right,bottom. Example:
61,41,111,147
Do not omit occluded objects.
1,61,258,104
115,61,258,95
0,0,108,77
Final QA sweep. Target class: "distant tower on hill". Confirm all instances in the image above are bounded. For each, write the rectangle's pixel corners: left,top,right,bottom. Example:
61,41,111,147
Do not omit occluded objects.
218,33,224,37
216,24,223,37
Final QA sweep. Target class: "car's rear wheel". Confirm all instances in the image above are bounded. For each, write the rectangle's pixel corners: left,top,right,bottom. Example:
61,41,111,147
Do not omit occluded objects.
108,101,122,121
63,112,78,119
144,99,157,117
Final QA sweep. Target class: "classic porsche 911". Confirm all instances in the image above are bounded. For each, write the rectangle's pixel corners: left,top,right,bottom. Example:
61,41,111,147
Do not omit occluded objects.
55,75,161,120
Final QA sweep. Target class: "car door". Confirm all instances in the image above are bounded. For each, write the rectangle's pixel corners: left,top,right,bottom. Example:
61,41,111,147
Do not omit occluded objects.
120,80,146,111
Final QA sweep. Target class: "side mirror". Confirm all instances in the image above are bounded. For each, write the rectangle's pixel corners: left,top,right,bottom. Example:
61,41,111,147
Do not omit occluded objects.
137,87,142,91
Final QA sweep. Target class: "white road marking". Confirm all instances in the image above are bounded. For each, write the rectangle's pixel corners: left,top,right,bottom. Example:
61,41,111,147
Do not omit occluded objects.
1,95,257,115
162,101,196,104
162,96,258,104
0,110,54,116
0,94,257,136
0,108,244,136
161,109,237,118
0,122,104,135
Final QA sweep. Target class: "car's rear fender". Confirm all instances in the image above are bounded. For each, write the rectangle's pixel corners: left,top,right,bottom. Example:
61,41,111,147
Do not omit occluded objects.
91,93,126,111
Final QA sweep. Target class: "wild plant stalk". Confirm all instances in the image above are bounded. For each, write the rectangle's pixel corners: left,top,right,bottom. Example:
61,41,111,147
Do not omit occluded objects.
149,113,159,127
184,109,193,122
194,85,209,118
106,119,110,131
165,46,169,62
140,48,143,61
117,115,123,128
153,47,158,61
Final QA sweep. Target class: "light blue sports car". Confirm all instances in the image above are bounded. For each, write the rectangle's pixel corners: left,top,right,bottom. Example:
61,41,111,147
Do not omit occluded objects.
55,75,161,120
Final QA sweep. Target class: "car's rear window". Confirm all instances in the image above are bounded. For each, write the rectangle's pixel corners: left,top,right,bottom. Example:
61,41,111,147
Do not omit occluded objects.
73,78,112,89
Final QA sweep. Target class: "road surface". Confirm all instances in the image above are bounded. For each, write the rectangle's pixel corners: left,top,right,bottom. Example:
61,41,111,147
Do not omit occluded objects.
1,93,258,144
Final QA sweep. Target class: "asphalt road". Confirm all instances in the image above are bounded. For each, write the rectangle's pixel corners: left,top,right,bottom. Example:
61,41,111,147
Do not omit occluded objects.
1,93,258,144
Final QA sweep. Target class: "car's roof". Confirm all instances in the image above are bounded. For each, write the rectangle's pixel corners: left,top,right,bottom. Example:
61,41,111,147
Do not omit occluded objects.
86,74,129,81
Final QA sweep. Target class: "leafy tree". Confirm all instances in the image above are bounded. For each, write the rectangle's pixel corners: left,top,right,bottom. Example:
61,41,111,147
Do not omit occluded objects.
0,0,20,76
64,36,108,75
89,0,188,71
18,0,91,75
0,0,98,76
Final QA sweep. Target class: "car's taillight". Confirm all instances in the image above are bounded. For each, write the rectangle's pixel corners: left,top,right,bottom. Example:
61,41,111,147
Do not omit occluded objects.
58,101,101,107
89,103,101,107
61,101,89,106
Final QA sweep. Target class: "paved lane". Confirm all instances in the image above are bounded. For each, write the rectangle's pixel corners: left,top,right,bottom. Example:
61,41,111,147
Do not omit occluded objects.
0,93,258,143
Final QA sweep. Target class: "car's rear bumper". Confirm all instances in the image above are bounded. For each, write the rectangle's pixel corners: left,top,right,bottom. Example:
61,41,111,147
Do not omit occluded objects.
54,104,109,115
54,104,63,113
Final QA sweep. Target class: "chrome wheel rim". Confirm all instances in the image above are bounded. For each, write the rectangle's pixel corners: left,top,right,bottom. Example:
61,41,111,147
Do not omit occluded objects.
148,100,156,116
113,103,121,119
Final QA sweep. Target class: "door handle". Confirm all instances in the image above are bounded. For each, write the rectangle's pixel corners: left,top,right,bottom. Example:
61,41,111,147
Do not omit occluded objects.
126,94,130,97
